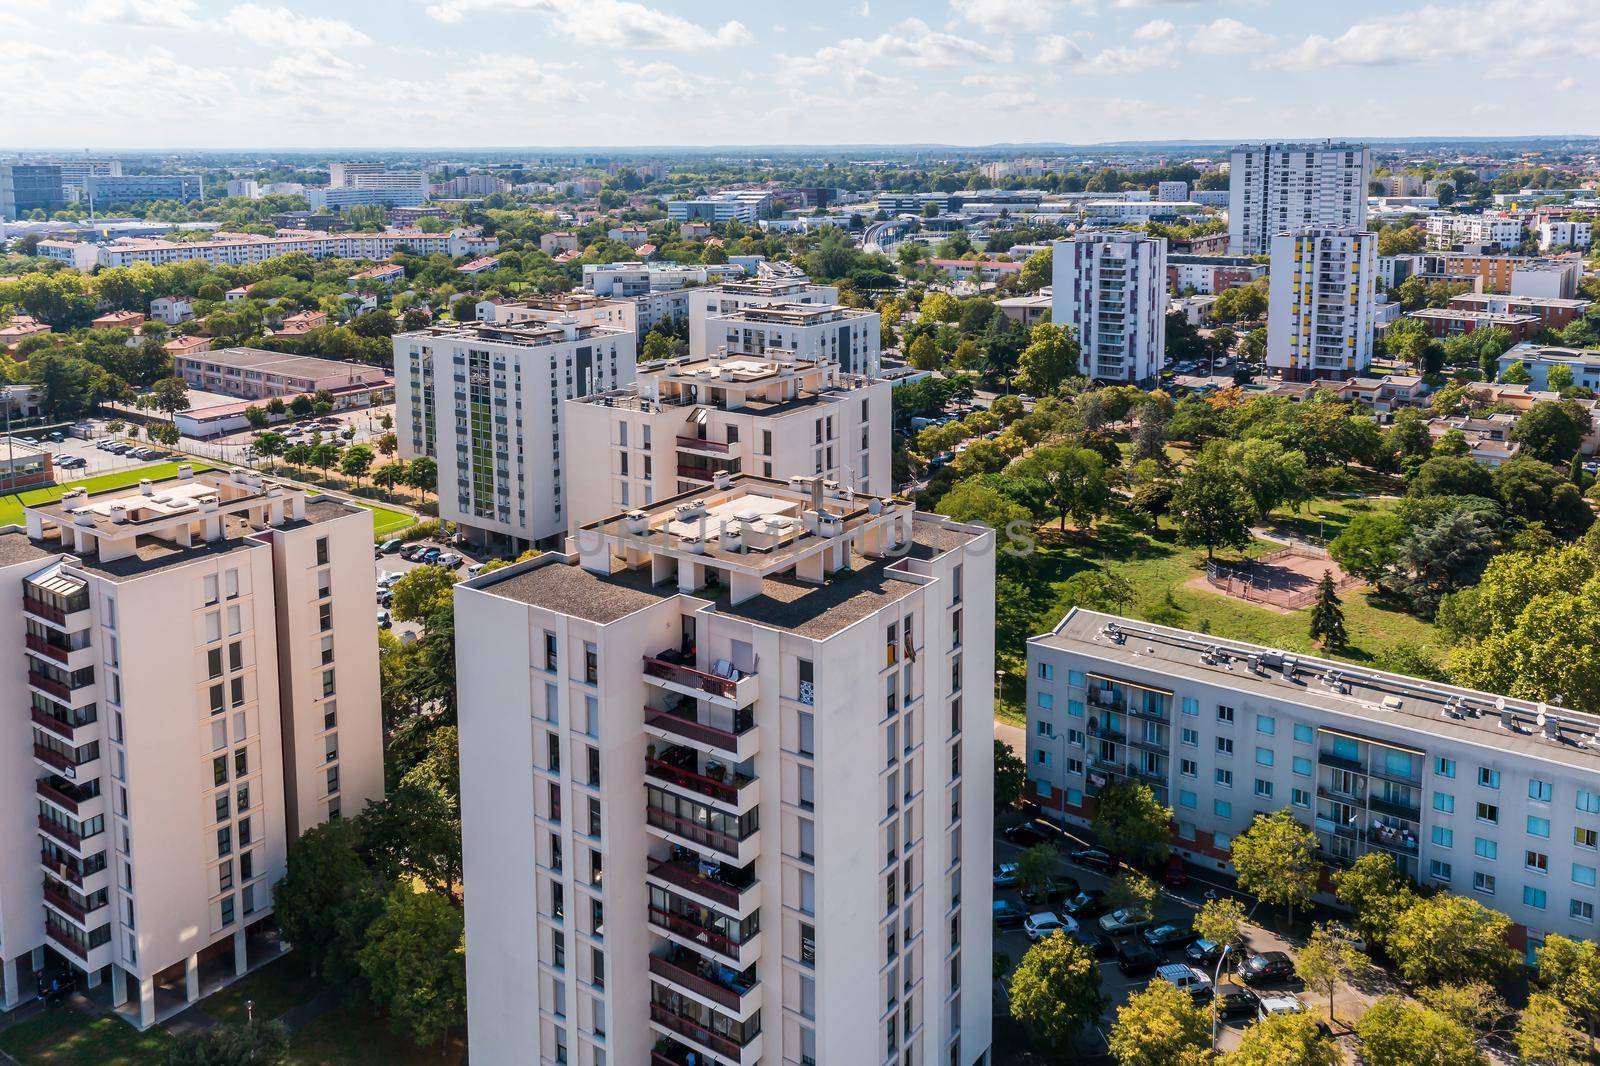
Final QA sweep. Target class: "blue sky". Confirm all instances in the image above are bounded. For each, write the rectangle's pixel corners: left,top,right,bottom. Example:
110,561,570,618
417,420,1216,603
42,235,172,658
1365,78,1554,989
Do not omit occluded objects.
6,0,1598,149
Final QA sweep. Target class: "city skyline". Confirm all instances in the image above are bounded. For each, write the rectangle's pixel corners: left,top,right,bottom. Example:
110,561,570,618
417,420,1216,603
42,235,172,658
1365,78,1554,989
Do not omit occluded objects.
6,0,1599,149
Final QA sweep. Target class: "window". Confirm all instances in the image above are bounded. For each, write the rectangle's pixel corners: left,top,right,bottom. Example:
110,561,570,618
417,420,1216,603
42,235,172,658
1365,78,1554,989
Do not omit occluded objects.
1255,747,1275,767
1432,826,1453,848
1478,767,1500,789
216,826,232,857
1181,728,1198,747
1524,886,1548,909
1037,692,1054,711
1476,802,1498,824
1578,790,1600,815
1256,714,1275,735
1181,697,1199,716
1292,756,1312,777
1576,827,1598,850
1037,662,1053,681
1216,737,1233,756
1293,723,1314,744
1435,757,1455,778
1572,899,1595,923
1473,871,1496,894
1528,779,1553,803
220,895,235,927
1429,860,1452,882
1215,769,1233,787
1254,779,1273,799
1291,788,1310,809
212,755,228,786
1180,758,1197,778
1217,705,1235,724
1067,700,1084,718
1526,851,1549,873
1474,838,1498,860
1035,720,1053,738
1528,815,1551,839
1178,790,1197,809
1067,670,1085,687
315,536,329,566
1573,864,1597,888
1214,799,1232,819
1434,792,1455,814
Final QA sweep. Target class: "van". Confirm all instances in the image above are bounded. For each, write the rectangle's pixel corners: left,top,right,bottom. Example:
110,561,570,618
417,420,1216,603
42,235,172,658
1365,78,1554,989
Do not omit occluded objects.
1155,963,1213,1000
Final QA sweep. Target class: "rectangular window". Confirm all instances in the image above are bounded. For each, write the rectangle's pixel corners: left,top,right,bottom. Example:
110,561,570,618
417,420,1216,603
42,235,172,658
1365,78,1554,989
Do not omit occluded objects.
1578,790,1600,815
1181,697,1199,716
1528,816,1551,838
1180,758,1197,778
1474,838,1498,860
1432,826,1453,848
1181,728,1198,747
1216,768,1233,787
1291,788,1310,809
1527,851,1549,873
1479,767,1500,789
1255,714,1275,735
1214,799,1232,819
1573,864,1597,888
1476,802,1498,824
1292,756,1312,776
1429,860,1452,882
1036,662,1053,681
1436,757,1456,778
1576,827,1598,850
1178,790,1197,809
1254,779,1273,799
1067,670,1085,687
1217,705,1235,723
1216,737,1233,756
1572,899,1595,923
1529,779,1553,803
1473,872,1496,895
1525,886,1548,909
315,536,329,566
1255,747,1274,767
1435,792,1455,814
1292,723,1314,744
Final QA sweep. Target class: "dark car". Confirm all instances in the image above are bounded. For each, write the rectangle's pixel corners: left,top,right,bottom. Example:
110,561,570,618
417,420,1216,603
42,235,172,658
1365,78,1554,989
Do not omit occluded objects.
1142,921,1199,951
1237,951,1295,986
1186,938,1228,966
1002,822,1054,848
1213,982,1258,1019
1059,888,1109,919
1020,875,1081,907
1069,846,1115,873
1073,928,1117,958
1163,856,1188,887
1116,940,1162,976
992,900,1025,930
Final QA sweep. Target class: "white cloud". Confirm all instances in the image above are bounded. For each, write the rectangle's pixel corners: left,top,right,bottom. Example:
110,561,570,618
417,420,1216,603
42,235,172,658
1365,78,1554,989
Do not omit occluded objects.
620,60,705,100
1189,17,1273,55
424,0,752,49
1112,0,1199,6
1132,18,1174,40
781,17,1009,91
949,0,1082,33
1556,76,1579,91
1035,34,1085,64
79,0,198,29
223,5,372,48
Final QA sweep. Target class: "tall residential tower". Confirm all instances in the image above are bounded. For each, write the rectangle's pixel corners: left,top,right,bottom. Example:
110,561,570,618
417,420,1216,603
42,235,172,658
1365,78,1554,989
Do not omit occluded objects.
1228,142,1373,257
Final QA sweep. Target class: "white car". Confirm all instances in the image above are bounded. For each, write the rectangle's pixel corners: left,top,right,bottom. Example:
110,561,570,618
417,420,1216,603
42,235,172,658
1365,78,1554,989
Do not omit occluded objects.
1098,908,1146,935
1257,994,1304,1020
1023,912,1077,942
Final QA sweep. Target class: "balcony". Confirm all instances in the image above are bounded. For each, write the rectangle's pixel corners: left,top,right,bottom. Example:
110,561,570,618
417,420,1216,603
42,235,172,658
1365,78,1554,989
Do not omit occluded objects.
646,698,758,761
32,743,77,775
649,947,761,1017
42,882,92,924
649,1002,763,1065
646,749,756,813
676,435,730,455
28,672,74,702
1367,794,1421,822
647,857,759,916
37,814,82,851
24,632,70,665
36,777,96,816
1086,719,1125,742
1317,749,1364,774
40,852,82,887
23,596,89,632
647,904,761,969
31,707,94,742
644,654,759,710
645,806,759,866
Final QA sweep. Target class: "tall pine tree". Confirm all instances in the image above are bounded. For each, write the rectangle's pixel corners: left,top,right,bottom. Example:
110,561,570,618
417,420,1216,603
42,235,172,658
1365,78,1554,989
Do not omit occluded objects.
1309,570,1347,650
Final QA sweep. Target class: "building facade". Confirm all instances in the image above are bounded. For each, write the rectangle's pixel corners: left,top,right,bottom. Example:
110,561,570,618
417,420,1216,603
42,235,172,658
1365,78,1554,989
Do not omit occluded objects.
685,275,840,359
1029,610,1600,956
1266,227,1378,381
1425,214,1526,252
393,321,636,552
456,474,995,1066
564,354,891,531
40,229,497,271
171,348,391,404
0,166,66,220
1227,142,1373,256
701,304,881,378
1167,255,1266,296
0,468,381,1024
84,175,204,206
1051,231,1169,385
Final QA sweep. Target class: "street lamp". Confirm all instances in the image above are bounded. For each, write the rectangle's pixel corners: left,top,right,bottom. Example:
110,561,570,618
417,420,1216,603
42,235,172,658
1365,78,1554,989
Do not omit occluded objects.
1210,942,1235,1050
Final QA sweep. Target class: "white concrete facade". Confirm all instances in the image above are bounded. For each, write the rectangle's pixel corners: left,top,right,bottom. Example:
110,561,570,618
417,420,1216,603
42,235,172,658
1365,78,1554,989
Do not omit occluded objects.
44,229,496,270
393,321,637,551
1228,142,1373,256
1426,214,1527,251
564,355,891,531
686,277,840,360
1267,227,1378,381
1538,221,1593,251
703,304,881,378
2,468,381,1023
1029,610,1600,959
1051,231,1169,385
456,475,995,1066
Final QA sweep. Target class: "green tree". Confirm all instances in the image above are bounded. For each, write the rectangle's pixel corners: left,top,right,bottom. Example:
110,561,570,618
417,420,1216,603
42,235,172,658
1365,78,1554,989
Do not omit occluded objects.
1171,459,1255,560
1193,896,1248,955
1417,982,1508,1034
357,885,467,1051
373,462,407,493
1019,247,1052,292
907,333,941,371
243,405,268,429
282,442,311,469
358,783,462,898
1296,924,1366,1021
309,441,342,476
1355,997,1484,1066
405,455,438,496
289,394,314,417
1015,445,1110,531
936,479,1031,531
1329,511,1405,586
1015,844,1058,900
1016,322,1080,395
1008,933,1104,1052
150,375,191,421
1332,852,1416,953
1229,811,1319,924
1409,455,1495,499
1090,779,1172,868
1389,893,1517,986
1308,571,1347,650
390,564,456,623
642,331,675,362
995,739,1027,810
1500,359,1532,385
1108,977,1212,1066
1107,870,1159,921
273,819,383,989
1226,1011,1339,1066
1515,992,1590,1066
1536,934,1600,1040
146,420,181,446
340,444,375,485
164,1018,289,1066
1511,400,1592,464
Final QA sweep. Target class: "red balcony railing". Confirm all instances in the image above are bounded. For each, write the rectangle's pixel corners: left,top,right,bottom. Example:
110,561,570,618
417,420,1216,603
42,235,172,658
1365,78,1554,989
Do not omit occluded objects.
32,744,75,774
28,673,73,701
647,904,740,957
22,597,66,625
43,925,88,962
649,1003,747,1059
25,633,70,665
647,858,748,908
677,435,730,454
645,807,740,857
31,708,77,742
40,853,83,887
644,657,738,700
677,465,715,480
649,953,744,1012
37,814,81,850
645,709,747,754
36,779,81,814
646,757,750,805
42,883,87,923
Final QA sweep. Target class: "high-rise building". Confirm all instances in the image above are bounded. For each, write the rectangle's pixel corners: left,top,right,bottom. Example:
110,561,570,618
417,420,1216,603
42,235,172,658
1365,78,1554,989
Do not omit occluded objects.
455,474,995,1066
393,320,637,553
327,162,387,187
1266,227,1378,381
1051,231,1169,385
0,165,66,220
1029,609,1600,955
0,467,382,1025
685,273,840,359
1227,142,1373,256
564,352,891,530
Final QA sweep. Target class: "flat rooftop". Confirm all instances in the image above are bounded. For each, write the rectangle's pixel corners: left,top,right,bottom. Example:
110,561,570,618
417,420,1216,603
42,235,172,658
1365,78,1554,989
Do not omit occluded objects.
1037,610,1600,771
178,346,388,381
400,321,628,348
713,303,867,326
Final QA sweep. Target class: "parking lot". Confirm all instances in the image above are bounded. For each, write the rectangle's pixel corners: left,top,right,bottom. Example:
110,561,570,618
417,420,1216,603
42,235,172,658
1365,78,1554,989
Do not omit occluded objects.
4,425,183,480
991,816,1318,1059
373,538,485,640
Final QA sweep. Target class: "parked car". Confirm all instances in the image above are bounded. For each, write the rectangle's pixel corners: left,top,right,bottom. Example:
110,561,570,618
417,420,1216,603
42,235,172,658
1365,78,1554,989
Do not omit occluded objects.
1237,951,1295,986
1001,822,1055,848
992,862,1019,889
1069,846,1115,873
1256,993,1305,1020
437,552,463,568
1327,924,1367,953
1059,889,1108,919
1142,921,1199,951
56,455,86,469
1020,874,1080,907
376,609,392,629
1023,912,1077,942
465,562,488,577
1116,940,1161,976
47,431,63,442
992,900,1024,930
1213,982,1258,1020
1073,929,1117,958
419,547,442,563
1098,908,1147,936
1186,938,1228,966
378,539,403,554
1155,963,1213,1001
1163,856,1188,886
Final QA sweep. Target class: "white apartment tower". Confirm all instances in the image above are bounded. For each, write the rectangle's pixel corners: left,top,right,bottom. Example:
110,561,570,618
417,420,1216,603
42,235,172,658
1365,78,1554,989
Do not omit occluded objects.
565,353,892,531
1228,142,1374,256
456,475,996,1066
685,273,840,359
1267,227,1378,381
704,304,882,378
1030,610,1600,958
393,320,637,552
1,467,382,1025
1051,231,1169,385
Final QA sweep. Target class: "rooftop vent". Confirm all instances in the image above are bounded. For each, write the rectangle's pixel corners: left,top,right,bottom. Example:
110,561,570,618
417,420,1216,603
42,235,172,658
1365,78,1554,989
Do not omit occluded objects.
623,509,649,534
1381,696,1403,712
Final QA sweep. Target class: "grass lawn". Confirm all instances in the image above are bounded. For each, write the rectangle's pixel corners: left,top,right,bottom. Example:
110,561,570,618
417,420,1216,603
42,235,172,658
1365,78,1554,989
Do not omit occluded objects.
353,501,416,538
0,461,214,527
283,1002,465,1066
0,1007,172,1065
202,953,316,1028
995,499,1443,721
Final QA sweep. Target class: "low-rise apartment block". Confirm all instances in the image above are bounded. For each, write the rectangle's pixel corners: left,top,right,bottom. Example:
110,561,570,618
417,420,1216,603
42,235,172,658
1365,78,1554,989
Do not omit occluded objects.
40,229,497,271
702,303,881,378
1167,255,1266,296
1426,213,1527,252
1500,344,1600,393
685,273,839,359
393,320,636,552
477,293,638,346
1029,610,1600,957
456,474,995,1066
83,175,204,206
172,348,391,407
1448,292,1591,333
0,468,381,1024
1406,307,1542,345
1537,221,1593,252
564,353,891,530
